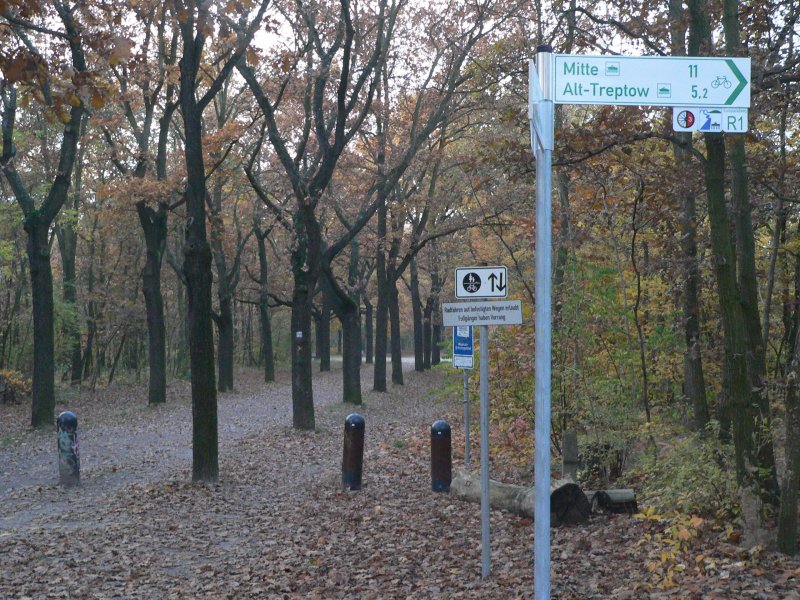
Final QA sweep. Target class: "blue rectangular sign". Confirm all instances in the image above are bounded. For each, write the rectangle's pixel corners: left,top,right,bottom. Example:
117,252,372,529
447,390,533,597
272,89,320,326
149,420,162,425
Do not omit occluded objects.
453,325,474,369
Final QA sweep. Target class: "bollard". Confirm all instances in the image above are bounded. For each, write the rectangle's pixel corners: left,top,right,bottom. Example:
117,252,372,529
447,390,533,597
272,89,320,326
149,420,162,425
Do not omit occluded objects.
342,413,365,490
56,411,80,487
430,420,452,492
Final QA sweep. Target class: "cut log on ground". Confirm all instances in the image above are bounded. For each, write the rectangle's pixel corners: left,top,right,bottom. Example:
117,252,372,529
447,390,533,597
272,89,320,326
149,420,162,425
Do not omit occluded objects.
450,470,591,526
584,489,638,514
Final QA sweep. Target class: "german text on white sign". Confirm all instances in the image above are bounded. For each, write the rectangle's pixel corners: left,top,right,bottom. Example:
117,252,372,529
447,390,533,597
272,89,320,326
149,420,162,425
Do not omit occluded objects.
442,301,523,327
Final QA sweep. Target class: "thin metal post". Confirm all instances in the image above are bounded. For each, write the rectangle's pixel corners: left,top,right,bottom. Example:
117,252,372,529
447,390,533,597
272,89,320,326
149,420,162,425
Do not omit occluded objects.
464,369,470,466
479,323,490,578
533,45,554,600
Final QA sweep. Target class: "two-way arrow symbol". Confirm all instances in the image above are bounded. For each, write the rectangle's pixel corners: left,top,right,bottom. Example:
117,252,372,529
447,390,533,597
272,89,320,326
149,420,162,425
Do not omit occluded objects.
488,272,506,292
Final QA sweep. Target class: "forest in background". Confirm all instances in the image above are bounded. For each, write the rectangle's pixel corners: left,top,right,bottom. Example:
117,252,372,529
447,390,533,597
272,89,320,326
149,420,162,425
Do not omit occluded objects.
1,0,799,555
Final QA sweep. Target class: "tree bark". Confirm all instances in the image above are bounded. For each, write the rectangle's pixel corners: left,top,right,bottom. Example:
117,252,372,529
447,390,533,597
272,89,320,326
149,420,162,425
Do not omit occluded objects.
56,219,82,386
256,232,275,382
389,281,403,385
410,257,424,372
318,283,332,372
432,323,442,366
137,202,168,404
338,299,362,404
777,323,800,554
25,219,56,428
291,278,315,430
705,132,767,503
364,299,373,365
423,300,432,370
374,193,389,391
216,295,234,392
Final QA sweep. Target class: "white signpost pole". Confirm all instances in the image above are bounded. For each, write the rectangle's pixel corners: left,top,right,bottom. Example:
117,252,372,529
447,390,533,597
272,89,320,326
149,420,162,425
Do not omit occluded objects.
529,46,749,599
464,369,471,466
533,45,554,600
479,323,490,578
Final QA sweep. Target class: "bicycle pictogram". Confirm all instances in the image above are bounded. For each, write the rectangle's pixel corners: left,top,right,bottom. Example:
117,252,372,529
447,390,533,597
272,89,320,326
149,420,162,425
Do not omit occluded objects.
711,75,732,89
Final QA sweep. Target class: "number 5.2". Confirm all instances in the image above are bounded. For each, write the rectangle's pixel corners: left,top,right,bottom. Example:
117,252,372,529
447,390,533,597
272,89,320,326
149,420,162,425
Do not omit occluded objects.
691,84,707,99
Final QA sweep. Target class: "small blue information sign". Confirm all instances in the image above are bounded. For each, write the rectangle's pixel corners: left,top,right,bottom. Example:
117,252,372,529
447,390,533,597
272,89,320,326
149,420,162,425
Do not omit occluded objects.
453,325,474,369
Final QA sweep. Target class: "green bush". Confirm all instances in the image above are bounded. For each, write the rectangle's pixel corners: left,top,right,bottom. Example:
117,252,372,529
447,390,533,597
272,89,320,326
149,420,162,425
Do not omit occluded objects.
639,423,738,519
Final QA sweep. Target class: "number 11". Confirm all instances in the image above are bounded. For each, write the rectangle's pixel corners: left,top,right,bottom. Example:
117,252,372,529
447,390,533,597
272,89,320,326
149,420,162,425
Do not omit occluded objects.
689,64,698,78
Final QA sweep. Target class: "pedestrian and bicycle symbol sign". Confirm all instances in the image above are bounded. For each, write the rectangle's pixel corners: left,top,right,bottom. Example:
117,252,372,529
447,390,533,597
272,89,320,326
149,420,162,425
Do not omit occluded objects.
455,266,508,299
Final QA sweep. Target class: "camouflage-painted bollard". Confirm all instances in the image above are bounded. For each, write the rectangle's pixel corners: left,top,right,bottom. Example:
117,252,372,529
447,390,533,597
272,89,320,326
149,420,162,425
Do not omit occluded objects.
56,411,80,486
431,420,452,492
342,413,365,490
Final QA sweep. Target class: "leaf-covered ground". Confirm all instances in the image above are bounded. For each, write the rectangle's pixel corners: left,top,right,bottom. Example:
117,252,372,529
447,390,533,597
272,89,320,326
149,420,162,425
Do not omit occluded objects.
1,364,799,598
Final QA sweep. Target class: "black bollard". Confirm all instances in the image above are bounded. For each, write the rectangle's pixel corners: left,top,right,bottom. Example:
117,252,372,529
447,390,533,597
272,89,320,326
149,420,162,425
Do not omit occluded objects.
342,413,365,490
56,411,80,487
430,420,452,492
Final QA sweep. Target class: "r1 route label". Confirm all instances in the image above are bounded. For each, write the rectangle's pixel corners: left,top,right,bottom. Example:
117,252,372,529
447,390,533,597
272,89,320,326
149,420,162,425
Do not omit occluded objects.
554,55,750,108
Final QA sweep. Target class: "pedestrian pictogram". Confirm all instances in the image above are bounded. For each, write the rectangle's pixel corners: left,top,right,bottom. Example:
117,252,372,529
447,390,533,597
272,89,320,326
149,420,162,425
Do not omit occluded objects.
463,272,481,293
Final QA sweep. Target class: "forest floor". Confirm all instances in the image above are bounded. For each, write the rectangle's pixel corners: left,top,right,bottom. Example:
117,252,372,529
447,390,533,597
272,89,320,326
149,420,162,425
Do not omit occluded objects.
1,361,800,599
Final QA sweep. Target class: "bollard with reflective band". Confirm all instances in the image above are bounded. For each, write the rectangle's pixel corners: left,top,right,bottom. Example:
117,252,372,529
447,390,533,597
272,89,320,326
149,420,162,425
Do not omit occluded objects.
430,420,452,492
342,413,365,490
56,411,80,486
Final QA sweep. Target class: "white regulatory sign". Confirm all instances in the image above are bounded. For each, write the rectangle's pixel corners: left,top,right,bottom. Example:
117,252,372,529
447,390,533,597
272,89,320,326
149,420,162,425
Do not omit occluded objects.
442,300,523,327
554,55,750,108
455,266,508,299
673,106,748,133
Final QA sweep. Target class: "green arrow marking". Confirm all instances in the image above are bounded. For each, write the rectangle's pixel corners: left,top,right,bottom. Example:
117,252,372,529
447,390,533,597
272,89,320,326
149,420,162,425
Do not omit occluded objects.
725,59,747,105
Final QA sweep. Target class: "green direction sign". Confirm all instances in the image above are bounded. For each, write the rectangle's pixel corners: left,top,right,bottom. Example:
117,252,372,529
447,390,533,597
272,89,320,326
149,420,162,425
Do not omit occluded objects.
554,55,750,108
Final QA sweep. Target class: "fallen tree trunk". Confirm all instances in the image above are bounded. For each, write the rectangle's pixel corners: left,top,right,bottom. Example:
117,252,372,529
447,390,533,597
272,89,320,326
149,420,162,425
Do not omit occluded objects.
450,470,591,526
584,489,638,514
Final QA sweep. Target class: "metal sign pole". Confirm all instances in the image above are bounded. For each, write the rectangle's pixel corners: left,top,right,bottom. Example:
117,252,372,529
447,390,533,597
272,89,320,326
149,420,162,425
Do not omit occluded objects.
479,323,490,578
533,45,554,600
464,368,471,466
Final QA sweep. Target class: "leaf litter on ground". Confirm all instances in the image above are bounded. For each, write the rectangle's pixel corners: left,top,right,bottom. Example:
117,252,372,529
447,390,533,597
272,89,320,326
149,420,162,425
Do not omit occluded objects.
1,364,799,598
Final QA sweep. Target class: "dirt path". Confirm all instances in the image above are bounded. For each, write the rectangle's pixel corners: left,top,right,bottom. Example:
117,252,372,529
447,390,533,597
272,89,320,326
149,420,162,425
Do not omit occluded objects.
1,363,388,529
2,364,799,599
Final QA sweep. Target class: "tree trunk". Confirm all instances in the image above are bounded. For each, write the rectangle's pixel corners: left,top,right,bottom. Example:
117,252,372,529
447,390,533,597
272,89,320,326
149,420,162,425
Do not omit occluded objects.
729,134,778,498
25,218,56,428
291,282,315,430
410,257,424,372
432,323,441,366
319,284,332,372
339,301,362,404
451,471,591,526
216,295,234,392
423,300,432,370
364,299,373,365
705,132,767,507
256,233,275,382
137,202,167,404
389,280,403,385
721,0,779,504
674,133,709,431
179,34,218,481
373,193,389,391
56,222,82,385
777,324,800,554
681,188,709,431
